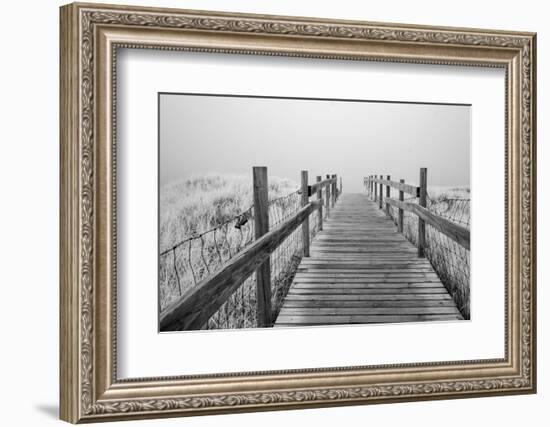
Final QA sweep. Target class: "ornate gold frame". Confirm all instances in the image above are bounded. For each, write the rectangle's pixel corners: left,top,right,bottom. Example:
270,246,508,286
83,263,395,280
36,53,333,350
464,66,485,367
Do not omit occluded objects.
59,2,537,423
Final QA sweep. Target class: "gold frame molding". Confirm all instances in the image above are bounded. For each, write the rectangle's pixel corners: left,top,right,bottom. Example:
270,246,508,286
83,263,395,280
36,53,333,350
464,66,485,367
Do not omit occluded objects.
59,2,537,423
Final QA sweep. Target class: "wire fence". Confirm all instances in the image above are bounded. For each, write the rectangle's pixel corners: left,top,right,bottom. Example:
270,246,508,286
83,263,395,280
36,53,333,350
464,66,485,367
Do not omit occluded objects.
159,188,327,329
382,186,471,319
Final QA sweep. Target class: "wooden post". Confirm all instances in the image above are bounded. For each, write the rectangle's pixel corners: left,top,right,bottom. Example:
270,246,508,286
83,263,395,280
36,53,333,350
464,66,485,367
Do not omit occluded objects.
253,167,272,327
374,175,377,202
385,175,391,216
331,174,336,207
398,178,405,233
325,174,331,216
418,167,427,257
371,175,374,199
301,171,310,257
340,177,343,196
379,174,383,209
316,175,323,231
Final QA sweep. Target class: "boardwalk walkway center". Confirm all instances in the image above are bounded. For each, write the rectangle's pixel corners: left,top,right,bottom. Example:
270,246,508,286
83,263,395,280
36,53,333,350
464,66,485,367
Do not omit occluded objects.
160,167,469,331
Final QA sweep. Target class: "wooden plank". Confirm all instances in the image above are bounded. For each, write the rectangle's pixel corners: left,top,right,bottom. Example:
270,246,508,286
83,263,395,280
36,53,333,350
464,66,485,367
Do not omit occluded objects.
305,259,423,262
313,242,415,246
160,199,321,331
284,294,453,301
275,314,462,325
385,174,391,216
296,272,439,277
300,261,433,266
279,307,461,315
301,257,432,261
325,174,331,216
309,177,337,193
296,270,437,275
287,288,449,295
310,249,418,253
418,167,427,257
292,283,448,289
379,175,383,209
295,274,440,279
293,279,443,284
398,178,404,233
316,175,323,231
301,170,310,257
371,177,420,196
304,256,426,260
282,299,458,308
384,197,470,250
296,268,436,272
331,174,337,207
253,166,272,327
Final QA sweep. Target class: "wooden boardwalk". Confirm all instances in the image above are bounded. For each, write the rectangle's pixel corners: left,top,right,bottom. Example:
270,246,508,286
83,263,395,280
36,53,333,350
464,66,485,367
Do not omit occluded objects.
275,193,463,327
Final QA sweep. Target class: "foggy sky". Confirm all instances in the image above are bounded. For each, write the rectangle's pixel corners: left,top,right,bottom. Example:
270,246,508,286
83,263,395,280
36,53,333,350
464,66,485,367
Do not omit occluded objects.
160,94,470,193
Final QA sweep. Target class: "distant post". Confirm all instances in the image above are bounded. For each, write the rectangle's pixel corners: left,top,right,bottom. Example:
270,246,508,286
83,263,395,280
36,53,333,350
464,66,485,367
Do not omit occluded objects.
385,175,391,216
331,174,336,207
398,178,405,233
418,167,427,257
301,170,310,257
316,175,323,231
374,175,378,202
370,176,373,198
253,167,272,327
339,177,343,196
325,174,331,216
379,174,383,209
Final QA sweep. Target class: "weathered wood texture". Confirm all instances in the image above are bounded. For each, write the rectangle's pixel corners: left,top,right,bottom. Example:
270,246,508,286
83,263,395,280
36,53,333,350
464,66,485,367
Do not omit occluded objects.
385,175,391,216
301,171,310,257
253,167,272,327
160,200,321,331
384,197,470,250
418,168,427,257
398,178,405,233
325,174,331,216
309,177,337,193
316,175,323,231
378,175,383,209
371,177,420,197
331,174,337,207
275,193,462,327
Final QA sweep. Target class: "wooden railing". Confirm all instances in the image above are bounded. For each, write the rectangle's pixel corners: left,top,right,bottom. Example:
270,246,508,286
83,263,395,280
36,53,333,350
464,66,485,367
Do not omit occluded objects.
363,168,470,254
160,167,340,331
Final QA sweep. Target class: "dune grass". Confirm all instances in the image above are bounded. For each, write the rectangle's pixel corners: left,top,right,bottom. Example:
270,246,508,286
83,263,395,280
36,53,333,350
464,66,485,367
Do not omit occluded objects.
160,174,298,252
159,173,301,323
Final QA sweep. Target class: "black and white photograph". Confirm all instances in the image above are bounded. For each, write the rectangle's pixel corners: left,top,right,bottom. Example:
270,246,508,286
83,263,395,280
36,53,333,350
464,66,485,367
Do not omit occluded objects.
52,2,537,424
158,93,471,331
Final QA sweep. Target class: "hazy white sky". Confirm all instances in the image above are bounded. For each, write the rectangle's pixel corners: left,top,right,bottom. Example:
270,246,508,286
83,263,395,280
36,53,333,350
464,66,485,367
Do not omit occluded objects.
160,94,470,193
